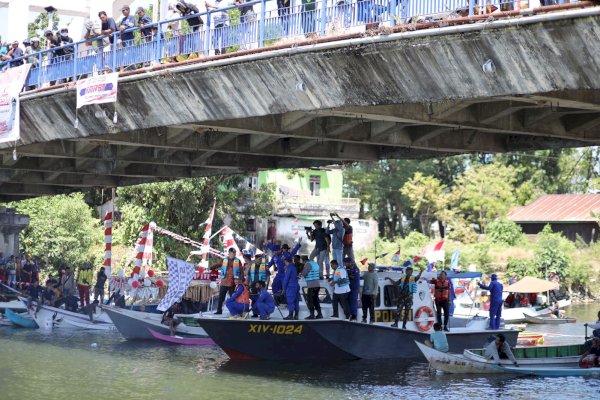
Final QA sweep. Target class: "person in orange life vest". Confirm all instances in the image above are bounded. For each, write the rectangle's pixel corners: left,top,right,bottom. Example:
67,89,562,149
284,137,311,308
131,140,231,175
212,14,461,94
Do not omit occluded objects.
226,276,250,317
282,255,300,320
430,271,451,331
210,248,243,314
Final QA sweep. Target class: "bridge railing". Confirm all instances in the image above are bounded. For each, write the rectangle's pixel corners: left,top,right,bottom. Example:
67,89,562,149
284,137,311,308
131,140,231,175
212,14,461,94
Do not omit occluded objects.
1,0,585,89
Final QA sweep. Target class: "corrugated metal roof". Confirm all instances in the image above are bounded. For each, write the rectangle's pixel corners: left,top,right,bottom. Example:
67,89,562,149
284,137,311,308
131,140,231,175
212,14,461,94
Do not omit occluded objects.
507,194,600,223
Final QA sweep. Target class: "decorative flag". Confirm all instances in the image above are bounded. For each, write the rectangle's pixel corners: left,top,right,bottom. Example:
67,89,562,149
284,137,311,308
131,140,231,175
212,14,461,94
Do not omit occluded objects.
103,211,112,277
157,256,195,312
450,248,460,269
375,252,388,260
422,240,445,263
391,249,401,263
221,226,243,259
360,258,368,265
402,260,413,268
0,64,31,144
199,201,216,270
413,256,422,263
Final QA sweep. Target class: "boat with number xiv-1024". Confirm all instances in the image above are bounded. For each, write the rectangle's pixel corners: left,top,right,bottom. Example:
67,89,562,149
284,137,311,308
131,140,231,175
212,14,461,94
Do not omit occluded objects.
196,275,518,361
416,341,584,374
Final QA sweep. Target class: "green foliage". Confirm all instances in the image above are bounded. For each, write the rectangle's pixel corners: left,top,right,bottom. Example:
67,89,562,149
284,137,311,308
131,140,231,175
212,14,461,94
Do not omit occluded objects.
402,231,429,250
487,218,524,246
7,194,101,269
401,172,448,236
507,257,539,278
468,242,493,273
533,225,574,279
116,177,276,269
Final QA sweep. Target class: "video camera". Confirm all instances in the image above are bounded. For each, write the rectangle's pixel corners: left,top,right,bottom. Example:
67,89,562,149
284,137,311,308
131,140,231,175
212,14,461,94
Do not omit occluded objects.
304,226,313,233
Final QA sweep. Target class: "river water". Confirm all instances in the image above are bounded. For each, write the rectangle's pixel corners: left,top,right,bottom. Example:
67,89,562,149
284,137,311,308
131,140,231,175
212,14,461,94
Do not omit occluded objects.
1,304,599,400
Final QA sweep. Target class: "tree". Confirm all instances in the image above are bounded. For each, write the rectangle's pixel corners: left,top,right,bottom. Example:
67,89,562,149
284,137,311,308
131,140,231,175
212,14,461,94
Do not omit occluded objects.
450,163,517,233
6,194,101,269
27,12,60,46
116,176,276,267
401,172,448,236
487,218,524,246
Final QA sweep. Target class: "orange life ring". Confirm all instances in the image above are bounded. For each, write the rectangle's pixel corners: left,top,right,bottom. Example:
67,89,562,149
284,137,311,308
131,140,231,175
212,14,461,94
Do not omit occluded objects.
415,306,435,332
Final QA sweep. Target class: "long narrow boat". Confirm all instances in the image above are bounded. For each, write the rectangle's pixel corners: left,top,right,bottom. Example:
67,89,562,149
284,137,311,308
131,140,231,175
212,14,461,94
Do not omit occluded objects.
497,365,600,377
0,300,27,312
102,306,209,339
148,328,214,345
524,314,576,324
417,341,583,374
5,308,38,328
19,297,115,331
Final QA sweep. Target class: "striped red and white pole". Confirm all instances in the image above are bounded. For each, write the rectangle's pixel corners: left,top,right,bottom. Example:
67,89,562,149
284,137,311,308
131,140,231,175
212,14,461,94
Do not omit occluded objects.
103,211,112,277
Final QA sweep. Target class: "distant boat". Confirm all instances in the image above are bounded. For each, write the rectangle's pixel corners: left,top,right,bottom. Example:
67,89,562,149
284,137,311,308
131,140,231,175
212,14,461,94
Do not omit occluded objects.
5,308,38,329
416,341,583,374
0,300,27,312
524,314,576,324
19,297,115,331
148,328,215,345
497,365,600,377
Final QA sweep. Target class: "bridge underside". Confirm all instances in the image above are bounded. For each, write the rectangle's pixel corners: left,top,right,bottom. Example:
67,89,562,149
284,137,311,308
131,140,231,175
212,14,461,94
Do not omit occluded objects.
3,8,600,200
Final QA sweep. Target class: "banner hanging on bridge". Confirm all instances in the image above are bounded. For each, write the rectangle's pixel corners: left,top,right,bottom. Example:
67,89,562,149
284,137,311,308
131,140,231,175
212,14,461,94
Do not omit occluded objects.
0,64,31,144
76,72,119,109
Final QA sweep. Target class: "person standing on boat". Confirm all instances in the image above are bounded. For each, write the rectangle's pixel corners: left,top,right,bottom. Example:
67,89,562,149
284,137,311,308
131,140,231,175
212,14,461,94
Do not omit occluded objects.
361,263,378,324
326,217,345,266
301,258,323,319
345,258,360,321
330,260,351,319
484,333,518,366
77,263,94,309
387,266,422,329
478,274,503,330
282,256,300,320
254,281,275,320
60,266,76,298
308,220,331,279
211,248,242,315
430,271,451,332
94,267,108,304
269,240,302,297
226,276,251,318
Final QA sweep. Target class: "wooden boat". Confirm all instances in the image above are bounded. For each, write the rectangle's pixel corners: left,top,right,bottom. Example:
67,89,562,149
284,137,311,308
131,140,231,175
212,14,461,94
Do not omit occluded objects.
19,297,115,331
497,365,600,377
5,308,39,328
517,332,545,346
148,328,215,345
417,341,583,374
524,314,576,324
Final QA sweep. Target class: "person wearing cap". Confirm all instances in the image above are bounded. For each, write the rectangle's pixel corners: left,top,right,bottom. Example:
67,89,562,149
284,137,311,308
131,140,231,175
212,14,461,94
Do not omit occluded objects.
210,248,242,314
361,263,378,324
24,38,41,67
282,255,300,320
478,273,503,330
7,41,24,66
136,7,153,42
119,6,136,46
253,281,275,320
225,275,250,318
301,256,323,319
330,260,351,319
344,257,360,321
268,239,301,296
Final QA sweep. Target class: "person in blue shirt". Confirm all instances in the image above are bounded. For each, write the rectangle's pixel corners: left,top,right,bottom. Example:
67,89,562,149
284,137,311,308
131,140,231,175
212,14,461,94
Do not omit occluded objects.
479,273,503,330
136,7,153,41
268,240,302,297
253,281,275,320
118,5,136,46
282,256,300,320
425,322,449,353
344,257,360,321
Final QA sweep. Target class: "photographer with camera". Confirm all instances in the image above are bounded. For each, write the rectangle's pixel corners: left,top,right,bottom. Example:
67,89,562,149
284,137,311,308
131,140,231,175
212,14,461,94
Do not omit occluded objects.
331,213,354,262
307,220,330,279
326,214,345,266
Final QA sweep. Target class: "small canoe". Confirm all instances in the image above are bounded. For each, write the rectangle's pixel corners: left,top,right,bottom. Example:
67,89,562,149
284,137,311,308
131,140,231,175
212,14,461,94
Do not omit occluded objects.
497,365,600,377
5,308,39,328
148,328,215,345
525,315,576,325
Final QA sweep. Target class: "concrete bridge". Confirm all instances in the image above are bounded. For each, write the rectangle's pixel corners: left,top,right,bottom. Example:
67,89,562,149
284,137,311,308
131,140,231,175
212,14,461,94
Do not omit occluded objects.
3,4,600,200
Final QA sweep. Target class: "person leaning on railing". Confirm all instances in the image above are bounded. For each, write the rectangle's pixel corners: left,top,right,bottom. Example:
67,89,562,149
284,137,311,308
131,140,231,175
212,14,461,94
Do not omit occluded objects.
7,41,24,67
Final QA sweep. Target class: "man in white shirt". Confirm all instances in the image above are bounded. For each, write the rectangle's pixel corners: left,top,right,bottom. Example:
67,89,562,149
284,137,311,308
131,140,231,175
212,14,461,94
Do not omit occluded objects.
484,333,518,366
330,260,351,319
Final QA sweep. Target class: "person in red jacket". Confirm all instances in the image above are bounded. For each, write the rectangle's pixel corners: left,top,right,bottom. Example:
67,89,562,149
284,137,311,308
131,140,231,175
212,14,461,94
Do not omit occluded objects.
430,271,451,331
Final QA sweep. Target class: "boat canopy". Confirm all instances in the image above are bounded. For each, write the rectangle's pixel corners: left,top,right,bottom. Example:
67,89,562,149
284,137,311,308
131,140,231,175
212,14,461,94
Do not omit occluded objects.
504,276,559,293
375,266,482,279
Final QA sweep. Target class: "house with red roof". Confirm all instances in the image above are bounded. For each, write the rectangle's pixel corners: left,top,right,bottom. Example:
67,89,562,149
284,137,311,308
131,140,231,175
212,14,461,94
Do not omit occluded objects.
507,194,600,244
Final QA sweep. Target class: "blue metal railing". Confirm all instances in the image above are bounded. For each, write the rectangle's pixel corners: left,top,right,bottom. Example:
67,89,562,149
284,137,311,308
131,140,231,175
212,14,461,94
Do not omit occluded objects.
0,0,583,89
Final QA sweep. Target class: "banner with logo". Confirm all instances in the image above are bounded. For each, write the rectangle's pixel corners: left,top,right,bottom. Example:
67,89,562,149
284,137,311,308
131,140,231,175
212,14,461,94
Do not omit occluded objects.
0,64,32,143
76,72,119,109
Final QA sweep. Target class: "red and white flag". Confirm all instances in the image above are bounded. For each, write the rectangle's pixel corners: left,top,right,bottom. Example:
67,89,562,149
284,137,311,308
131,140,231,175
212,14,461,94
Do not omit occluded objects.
391,249,401,263
221,226,243,259
422,240,445,263
198,201,216,269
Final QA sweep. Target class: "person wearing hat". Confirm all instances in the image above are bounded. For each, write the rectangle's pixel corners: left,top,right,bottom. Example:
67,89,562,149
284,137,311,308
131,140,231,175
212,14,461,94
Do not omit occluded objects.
478,273,503,330
281,255,300,320
210,247,242,314
301,256,323,319
24,38,41,67
77,263,94,309
253,281,275,320
268,239,302,296
136,7,153,42
225,275,250,318
344,257,360,321
7,40,24,66
119,6,136,46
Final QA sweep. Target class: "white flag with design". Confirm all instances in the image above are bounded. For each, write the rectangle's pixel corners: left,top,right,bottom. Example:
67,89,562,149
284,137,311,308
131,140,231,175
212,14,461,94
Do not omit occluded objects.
157,256,196,312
